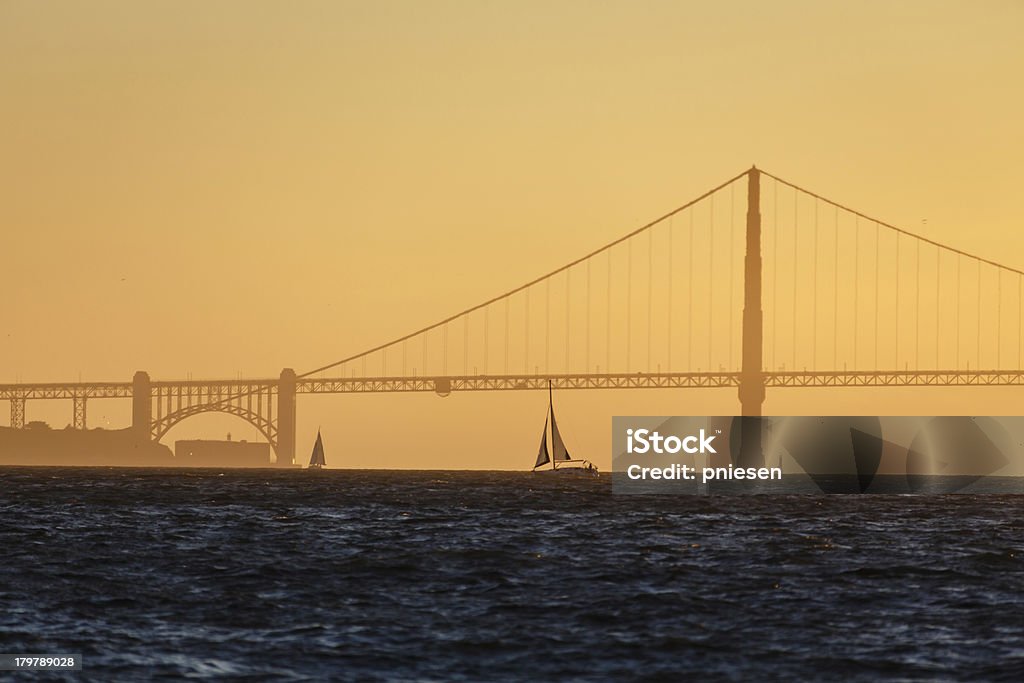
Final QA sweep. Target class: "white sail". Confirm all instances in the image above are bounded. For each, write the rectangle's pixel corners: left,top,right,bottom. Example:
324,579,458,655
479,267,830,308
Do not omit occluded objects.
550,410,571,462
549,382,571,461
309,430,326,468
533,415,550,469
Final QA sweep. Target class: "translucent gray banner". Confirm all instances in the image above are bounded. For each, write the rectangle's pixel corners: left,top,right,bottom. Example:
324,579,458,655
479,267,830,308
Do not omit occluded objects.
612,416,1024,494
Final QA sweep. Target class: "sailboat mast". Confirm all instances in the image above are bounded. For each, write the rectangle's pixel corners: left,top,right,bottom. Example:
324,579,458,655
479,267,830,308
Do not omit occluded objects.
549,381,556,470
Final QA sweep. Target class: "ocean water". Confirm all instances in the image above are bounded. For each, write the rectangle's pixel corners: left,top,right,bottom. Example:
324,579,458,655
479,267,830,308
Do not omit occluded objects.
2,468,1024,681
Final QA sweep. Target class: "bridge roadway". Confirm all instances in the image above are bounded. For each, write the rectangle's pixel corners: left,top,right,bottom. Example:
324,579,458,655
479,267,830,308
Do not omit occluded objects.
4,369,1024,401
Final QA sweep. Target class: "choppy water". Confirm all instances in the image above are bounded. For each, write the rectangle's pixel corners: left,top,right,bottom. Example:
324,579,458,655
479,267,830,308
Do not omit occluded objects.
2,468,1024,681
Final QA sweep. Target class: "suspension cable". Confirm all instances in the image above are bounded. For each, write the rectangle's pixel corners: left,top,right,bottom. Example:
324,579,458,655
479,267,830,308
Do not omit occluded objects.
299,169,748,378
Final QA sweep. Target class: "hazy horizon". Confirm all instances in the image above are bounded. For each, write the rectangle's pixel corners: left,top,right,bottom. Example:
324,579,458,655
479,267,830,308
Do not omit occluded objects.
3,1,1023,469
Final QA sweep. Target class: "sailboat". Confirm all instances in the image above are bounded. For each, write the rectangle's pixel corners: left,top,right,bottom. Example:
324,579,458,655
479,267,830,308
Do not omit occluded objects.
308,429,326,470
532,381,598,475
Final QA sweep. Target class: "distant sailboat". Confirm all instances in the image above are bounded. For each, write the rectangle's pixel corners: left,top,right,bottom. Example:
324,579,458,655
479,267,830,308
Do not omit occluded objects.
532,381,598,474
308,429,326,470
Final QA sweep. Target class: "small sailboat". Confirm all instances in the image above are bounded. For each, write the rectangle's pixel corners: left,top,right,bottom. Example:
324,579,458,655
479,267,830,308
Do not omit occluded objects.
532,381,598,475
308,429,326,470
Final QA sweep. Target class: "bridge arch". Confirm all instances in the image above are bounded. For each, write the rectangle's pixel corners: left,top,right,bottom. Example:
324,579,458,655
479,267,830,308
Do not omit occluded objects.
151,403,279,456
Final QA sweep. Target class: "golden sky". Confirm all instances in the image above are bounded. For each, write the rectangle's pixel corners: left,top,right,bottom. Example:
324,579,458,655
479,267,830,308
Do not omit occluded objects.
2,1,1023,468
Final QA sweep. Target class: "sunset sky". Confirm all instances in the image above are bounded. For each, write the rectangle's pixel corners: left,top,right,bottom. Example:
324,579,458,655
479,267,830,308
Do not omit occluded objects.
2,1,1023,468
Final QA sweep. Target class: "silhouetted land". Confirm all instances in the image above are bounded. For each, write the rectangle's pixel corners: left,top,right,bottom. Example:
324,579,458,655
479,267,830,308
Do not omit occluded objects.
0,423,172,466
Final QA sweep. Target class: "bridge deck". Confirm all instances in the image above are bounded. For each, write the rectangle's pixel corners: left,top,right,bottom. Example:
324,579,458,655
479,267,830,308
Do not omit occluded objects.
4,370,1024,400
296,370,1024,393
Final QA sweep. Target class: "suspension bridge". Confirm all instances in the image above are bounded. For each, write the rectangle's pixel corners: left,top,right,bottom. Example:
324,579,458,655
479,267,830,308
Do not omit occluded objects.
3,166,1023,465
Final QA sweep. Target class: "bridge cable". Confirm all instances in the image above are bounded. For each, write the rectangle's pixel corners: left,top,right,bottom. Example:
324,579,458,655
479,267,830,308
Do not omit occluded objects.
977,260,982,370
688,208,694,370
648,228,653,373
772,180,778,370
709,195,714,371
916,239,921,370
525,289,530,374
729,184,735,369
626,240,632,371
853,216,859,369
565,268,571,373
874,221,880,369
895,232,900,368
935,247,940,368
751,171,1024,373
545,279,550,373
586,258,591,372
606,249,611,373
833,206,839,370
668,215,674,370
761,170,1024,277
792,188,798,371
297,169,748,380
956,255,961,369
813,200,819,369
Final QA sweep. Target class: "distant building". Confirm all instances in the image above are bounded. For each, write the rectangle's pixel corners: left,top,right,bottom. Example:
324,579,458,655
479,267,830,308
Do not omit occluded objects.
0,424,174,466
173,439,271,467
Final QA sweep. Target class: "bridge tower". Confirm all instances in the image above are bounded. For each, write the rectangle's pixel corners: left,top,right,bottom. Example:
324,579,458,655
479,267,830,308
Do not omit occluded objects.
132,370,151,440
738,166,765,467
277,368,297,466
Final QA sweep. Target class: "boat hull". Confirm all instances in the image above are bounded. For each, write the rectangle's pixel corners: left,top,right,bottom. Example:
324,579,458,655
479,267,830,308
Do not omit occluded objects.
533,460,600,476
534,468,599,477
